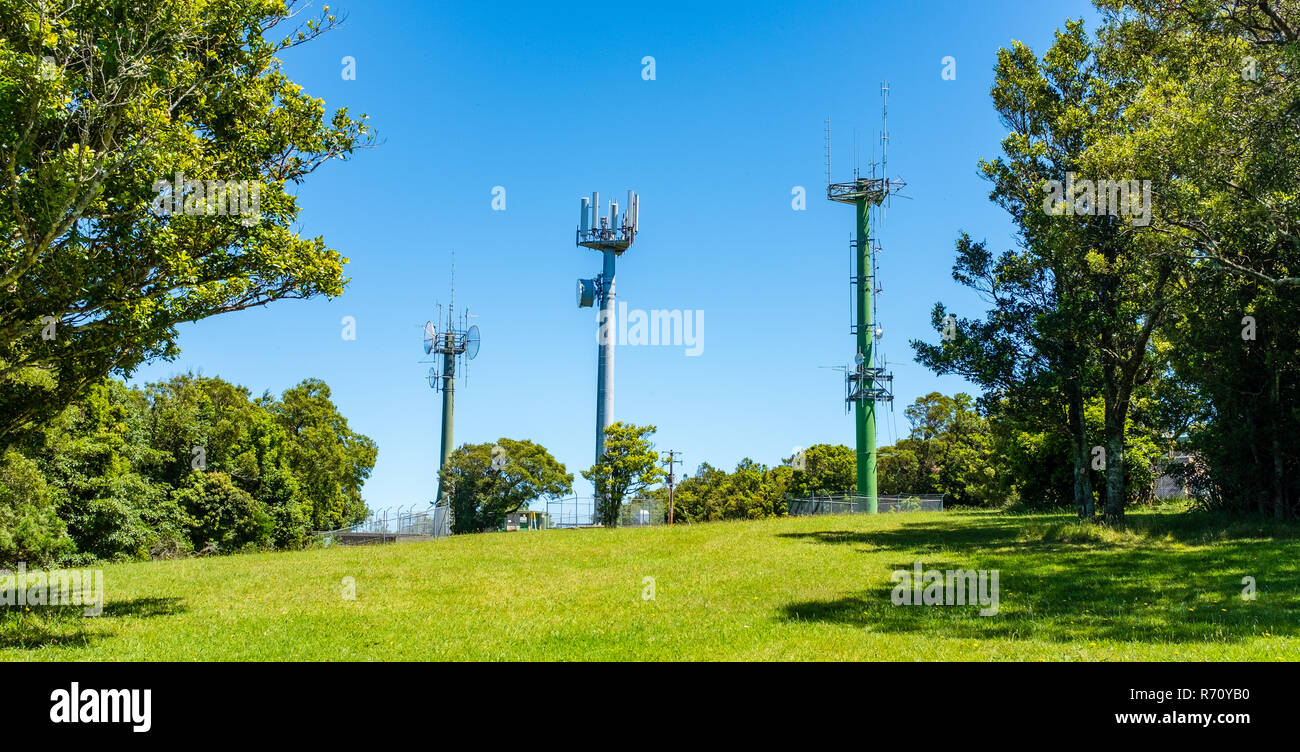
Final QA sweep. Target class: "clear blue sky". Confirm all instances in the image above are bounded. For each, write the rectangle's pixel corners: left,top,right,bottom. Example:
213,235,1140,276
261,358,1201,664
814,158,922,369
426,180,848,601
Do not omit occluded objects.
128,0,1099,507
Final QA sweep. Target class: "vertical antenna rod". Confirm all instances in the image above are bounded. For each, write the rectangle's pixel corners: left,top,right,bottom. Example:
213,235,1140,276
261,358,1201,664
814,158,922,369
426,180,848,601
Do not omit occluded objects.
437,253,456,509
825,118,831,187
881,81,889,179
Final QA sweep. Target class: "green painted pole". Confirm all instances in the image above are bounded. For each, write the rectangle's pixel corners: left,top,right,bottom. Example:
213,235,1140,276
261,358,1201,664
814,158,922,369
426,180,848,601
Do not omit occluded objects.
856,195,877,513
436,338,455,506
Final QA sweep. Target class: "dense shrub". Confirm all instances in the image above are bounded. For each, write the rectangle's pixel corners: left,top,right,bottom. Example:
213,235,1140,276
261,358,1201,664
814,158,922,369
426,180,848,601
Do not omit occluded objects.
0,451,74,567
174,472,273,552
0,374,375,562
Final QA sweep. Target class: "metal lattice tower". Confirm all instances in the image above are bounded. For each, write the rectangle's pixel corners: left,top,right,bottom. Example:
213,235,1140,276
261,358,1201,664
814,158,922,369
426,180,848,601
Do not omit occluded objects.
826,82,903,513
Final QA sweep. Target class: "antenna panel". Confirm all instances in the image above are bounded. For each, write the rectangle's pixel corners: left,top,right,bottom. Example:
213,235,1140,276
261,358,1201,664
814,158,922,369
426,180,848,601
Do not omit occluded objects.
577,277,597,308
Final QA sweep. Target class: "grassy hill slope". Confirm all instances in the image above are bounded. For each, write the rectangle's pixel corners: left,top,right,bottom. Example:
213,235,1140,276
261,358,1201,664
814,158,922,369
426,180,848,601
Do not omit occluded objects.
4,508,1298,661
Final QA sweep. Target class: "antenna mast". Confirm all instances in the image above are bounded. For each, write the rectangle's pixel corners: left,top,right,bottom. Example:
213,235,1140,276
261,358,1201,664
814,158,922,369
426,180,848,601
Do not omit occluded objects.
825,82,904,514
421,255,482,532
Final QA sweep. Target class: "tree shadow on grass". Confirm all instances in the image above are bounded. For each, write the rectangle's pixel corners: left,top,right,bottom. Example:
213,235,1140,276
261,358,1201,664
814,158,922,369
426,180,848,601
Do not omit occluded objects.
777,516,1300,645
0,596,187,651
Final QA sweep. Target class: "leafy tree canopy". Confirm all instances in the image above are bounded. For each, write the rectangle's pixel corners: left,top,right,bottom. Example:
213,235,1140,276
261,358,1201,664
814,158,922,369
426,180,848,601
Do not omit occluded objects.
444,438,573,534
0,0,373,443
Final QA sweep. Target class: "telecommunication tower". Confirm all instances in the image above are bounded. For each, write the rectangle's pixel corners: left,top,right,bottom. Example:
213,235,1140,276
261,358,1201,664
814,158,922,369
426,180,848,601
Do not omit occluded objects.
826,83,903,513
421,260,481,512
575,190,639,463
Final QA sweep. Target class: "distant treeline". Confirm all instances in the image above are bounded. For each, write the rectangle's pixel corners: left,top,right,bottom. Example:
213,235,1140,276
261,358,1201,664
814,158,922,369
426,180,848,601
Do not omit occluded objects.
671,391,1172,521
0,375,375,567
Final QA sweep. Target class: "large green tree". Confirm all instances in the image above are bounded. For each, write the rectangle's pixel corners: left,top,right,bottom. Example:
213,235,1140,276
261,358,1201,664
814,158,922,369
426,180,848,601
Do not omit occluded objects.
268,378,375,532
1089,0,1300,518
443,438,573,534
0,0,372,443
583,422,664,528
916,20,1178,521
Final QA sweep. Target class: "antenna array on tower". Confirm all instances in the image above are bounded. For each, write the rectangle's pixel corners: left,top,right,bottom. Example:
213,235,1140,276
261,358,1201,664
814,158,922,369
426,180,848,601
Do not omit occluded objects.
577,190,638,252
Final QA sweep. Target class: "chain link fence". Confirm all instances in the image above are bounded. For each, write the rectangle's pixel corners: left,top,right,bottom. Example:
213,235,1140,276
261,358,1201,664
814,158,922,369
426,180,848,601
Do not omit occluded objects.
317,493,939,543
313,504,446,544
786,494,944,516
544,497,665,527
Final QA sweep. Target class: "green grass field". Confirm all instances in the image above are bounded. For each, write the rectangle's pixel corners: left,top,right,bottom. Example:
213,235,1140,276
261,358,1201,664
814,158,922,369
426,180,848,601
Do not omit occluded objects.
4,508,1298,661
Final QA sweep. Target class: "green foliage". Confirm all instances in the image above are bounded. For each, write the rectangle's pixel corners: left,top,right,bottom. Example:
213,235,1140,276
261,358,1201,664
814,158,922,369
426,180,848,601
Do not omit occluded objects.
0,0,374,444
173,471,272,553
985,414,1074,510
267,379,376,532
0,450,72,567
878,393,1000,506
785,444,854,498
56,471,187,563
913,18,1187,521
672,459,792,523
4,373,373,562
671,462,727,522
583,422,665,527
1086,0,1300,518
445,439,573,534
22,379,187,561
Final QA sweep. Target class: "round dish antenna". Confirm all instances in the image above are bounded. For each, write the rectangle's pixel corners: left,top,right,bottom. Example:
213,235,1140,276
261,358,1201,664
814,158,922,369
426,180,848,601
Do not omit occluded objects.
465,325,481,360
422,321,437,354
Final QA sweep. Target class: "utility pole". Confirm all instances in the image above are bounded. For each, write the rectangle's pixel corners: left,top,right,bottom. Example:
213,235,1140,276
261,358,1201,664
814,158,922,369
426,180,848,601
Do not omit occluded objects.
662,450,682,525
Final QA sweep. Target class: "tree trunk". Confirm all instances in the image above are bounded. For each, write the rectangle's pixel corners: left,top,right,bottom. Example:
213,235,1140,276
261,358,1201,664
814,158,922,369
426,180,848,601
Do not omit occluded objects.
1098,261,1170,525
1104,421,1125,524
1068,379,1093,518
1101,323,1125,524
1272,370,1286,521
1245,409,1266,515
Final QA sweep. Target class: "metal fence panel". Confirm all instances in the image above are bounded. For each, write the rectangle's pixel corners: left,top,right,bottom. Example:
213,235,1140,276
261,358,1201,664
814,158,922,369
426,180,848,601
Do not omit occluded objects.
543,497,665,527
786,494,944,516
